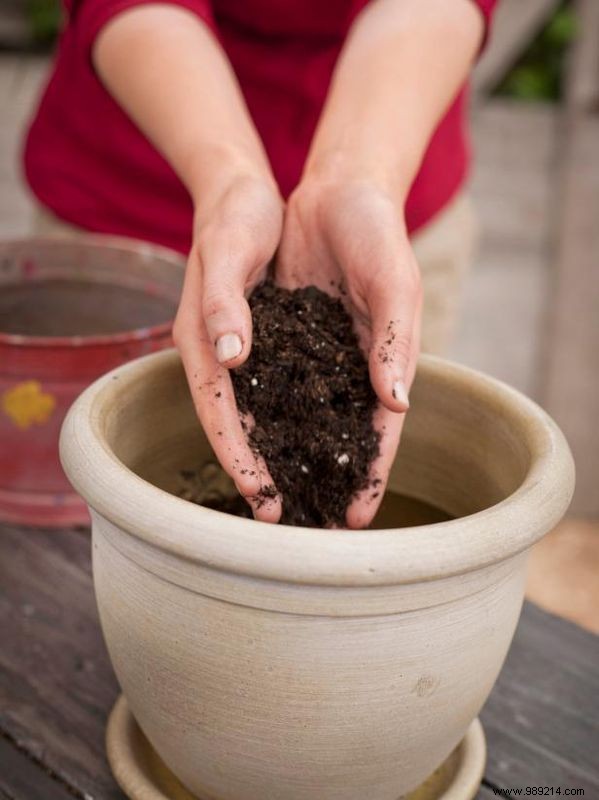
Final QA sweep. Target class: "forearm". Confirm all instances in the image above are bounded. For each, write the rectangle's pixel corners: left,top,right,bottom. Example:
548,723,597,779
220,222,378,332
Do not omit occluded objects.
305,0,484,202
93,3,276,213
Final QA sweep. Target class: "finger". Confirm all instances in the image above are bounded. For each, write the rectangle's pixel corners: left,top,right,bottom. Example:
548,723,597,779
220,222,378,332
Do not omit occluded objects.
182,348,282,523
322,195,422,412
190,360,281,523
345,404,405,530
367,260,422,413
346,313,420,529
198,179,282,368
174,262,282,523
199,233,265,369
346,318,420,528
347,292,420,529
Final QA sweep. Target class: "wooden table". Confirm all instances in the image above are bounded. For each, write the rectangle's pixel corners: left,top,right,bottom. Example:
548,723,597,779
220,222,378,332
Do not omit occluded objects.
1,525,598,800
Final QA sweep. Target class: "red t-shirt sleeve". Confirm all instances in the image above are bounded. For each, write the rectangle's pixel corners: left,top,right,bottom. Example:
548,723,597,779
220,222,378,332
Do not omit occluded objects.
470,0,498,53
67,0,216,59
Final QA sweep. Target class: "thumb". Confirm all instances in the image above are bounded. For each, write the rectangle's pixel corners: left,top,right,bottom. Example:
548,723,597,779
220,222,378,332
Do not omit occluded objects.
367,266,422,413
197,177,283,367
203,276,253,368
200,237,261,368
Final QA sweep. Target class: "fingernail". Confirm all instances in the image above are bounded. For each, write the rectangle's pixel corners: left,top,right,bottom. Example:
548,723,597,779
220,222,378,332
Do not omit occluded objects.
216,333,242,363
392,380,410,409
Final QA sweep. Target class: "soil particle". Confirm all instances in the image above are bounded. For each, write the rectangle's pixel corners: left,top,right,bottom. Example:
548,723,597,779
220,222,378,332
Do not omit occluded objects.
252,483,278,508
231,281,380,527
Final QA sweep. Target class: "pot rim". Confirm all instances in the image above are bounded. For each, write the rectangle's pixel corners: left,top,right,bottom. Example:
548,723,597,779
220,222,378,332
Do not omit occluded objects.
0,234,183,349
60,349,575,587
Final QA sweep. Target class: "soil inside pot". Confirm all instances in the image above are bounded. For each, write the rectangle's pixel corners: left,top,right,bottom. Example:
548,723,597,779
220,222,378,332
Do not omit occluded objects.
0,279,177,336
230,282,381,527
177,462,452,528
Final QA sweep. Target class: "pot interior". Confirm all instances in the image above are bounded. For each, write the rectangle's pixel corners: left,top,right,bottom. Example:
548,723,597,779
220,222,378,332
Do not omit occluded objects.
0,238,181,339
103,355,533,528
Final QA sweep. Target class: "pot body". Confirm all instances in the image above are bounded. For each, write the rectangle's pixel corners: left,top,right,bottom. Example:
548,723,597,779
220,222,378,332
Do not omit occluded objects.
93,513,527,800
60,350,574,799
0,236,183,527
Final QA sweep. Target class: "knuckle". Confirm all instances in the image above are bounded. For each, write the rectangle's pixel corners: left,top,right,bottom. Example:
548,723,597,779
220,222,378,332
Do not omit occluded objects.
378,323,412,367
198,217,276,272
202,288,231,321
393,331,413,364
237,474,262,498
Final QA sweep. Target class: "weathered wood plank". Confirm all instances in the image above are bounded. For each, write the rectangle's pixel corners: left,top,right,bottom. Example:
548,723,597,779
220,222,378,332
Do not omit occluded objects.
0,734,76,800
469,102,558,254
477,787,501,799
566,0,599,112
1,526,598,798
0,526,124,800
539,0,599,515
451,101,558,396
481,603,599,793
478,786,508,799
0,54,48,238
473,0,561,97
451,248,548,397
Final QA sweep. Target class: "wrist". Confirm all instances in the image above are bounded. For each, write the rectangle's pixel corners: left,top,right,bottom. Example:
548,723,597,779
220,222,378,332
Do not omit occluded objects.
186,141,278,212
302,150,412,215
302,147,413,211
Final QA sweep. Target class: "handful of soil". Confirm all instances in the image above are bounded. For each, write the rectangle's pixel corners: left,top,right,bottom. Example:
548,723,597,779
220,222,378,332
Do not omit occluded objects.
231,282,381,527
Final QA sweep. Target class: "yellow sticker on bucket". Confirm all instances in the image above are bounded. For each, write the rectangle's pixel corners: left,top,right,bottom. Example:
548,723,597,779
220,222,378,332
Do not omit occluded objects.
1,381,57,430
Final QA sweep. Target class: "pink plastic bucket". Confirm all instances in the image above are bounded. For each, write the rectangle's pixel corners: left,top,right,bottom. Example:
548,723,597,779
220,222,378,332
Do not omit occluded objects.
0,235,185,527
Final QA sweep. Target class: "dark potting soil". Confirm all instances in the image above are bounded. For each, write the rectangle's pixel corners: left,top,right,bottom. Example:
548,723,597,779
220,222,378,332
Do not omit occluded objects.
0,279,176,337
177,464,453,528
230,281,381,527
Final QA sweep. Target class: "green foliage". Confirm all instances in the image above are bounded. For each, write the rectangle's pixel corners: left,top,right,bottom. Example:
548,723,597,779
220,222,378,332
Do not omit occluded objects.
494,4,577,101
25,0,61,45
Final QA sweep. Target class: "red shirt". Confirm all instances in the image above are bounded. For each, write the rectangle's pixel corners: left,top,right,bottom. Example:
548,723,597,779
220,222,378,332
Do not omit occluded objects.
24,0,495,255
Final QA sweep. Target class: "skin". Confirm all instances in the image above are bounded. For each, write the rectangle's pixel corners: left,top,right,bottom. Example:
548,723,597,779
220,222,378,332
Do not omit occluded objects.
94,0,483,527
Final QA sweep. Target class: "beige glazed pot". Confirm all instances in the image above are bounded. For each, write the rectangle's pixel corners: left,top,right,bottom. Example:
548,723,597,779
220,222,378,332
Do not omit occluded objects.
60,350,574,800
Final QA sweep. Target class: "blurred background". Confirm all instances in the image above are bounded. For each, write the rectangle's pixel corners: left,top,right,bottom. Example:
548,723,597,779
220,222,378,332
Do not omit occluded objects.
1,0,597,629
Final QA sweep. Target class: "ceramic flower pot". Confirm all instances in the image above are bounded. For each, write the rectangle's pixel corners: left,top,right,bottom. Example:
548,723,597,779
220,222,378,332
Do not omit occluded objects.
0,236,184,527
60,349,574,800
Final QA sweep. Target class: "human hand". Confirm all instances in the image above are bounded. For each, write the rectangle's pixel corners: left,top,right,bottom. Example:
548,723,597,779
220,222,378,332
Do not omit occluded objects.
276,177,422,528
173,173,284,522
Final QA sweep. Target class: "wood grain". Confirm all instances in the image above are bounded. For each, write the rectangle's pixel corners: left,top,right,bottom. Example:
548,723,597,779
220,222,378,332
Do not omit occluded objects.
481,602,599,794
539,0,599,515
452,101,558,397
0,54,47,238
472,0,560,97
1,525,598,799
0,734,77,800
0,525,124,800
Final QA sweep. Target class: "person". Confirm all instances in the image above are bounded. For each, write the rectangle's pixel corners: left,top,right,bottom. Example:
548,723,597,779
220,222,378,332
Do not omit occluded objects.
24,0,496,527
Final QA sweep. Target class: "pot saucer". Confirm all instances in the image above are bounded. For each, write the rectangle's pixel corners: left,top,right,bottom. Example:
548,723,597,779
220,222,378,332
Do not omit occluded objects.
107,695,486,800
